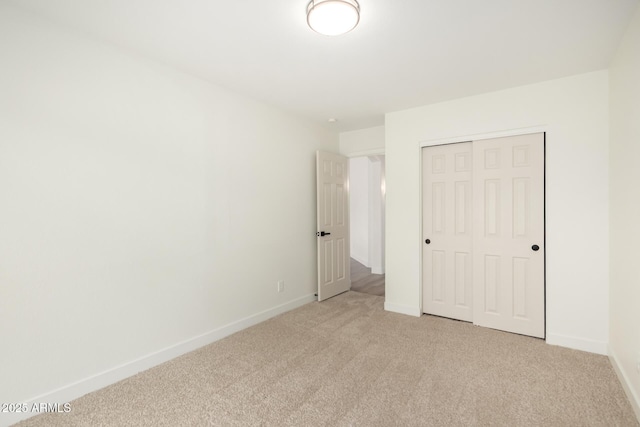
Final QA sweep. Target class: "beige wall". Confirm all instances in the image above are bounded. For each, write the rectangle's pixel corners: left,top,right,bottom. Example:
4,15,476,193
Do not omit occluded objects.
339,125,385,157
385,71,610,354
0,3,337,418
349,157,371,265
609,3,640,418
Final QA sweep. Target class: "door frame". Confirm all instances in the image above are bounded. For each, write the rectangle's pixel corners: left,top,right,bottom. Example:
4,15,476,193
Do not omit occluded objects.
418,126,547,332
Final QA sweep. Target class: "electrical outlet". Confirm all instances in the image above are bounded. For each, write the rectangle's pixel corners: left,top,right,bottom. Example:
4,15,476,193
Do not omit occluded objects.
277,280,284,293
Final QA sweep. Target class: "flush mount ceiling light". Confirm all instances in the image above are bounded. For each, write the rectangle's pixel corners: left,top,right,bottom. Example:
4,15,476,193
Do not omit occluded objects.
307,0,360,36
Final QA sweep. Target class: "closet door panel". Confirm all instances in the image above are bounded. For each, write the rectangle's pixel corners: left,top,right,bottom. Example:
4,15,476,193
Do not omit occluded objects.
472,133,545,338
422,142,473,322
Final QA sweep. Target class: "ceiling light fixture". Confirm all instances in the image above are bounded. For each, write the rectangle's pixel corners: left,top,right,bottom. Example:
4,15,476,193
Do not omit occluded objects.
307,0,360,36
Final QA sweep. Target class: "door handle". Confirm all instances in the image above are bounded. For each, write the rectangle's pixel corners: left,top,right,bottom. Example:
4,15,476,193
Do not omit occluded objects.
316,231,331,237
425,239,431,244
532,244,540,251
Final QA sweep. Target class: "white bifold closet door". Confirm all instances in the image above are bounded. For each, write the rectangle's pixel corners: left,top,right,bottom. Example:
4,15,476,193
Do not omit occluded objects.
422,133,545,339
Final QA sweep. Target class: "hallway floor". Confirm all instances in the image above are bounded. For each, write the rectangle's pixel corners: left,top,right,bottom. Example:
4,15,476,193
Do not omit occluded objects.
350,258,385,297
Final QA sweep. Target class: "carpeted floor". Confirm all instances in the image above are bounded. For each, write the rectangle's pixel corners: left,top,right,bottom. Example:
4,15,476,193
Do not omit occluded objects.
18,291,638,426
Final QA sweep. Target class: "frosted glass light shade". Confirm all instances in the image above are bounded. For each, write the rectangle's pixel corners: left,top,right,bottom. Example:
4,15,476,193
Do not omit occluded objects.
307,0,360,36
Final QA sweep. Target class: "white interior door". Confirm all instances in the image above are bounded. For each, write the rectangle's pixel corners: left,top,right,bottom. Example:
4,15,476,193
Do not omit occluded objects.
316,151,350,301
472,133,545,338
422,143,473,322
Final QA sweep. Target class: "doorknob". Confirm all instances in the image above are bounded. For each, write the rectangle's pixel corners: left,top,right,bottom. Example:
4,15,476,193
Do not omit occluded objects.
425,239,431,244
316,231,331,237
532,244,540,251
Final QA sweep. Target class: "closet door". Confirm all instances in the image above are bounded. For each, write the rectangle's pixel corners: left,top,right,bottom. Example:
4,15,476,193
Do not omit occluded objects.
472,133,545,338
422,142,473,322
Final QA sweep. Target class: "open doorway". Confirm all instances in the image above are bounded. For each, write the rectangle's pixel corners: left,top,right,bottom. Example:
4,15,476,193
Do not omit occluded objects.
349,155,385,296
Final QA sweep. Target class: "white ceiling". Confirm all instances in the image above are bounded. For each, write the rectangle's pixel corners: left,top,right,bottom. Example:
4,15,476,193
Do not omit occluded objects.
10,0,639,131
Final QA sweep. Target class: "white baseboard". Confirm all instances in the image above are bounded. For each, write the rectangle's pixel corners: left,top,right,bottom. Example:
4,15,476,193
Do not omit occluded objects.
545,333,608,355
384,301,422,317
609,347,640,423
0,294,316,427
